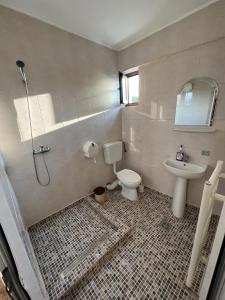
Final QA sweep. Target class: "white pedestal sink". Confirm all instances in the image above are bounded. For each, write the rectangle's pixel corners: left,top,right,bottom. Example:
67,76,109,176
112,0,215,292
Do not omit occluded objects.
163,159,207,218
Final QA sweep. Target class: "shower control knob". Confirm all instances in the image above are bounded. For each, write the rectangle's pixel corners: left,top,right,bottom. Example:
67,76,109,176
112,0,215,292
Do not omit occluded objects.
33,145,51,155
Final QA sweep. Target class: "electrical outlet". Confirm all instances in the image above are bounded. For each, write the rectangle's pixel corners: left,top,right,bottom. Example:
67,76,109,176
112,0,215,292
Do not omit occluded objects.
201,150,210,156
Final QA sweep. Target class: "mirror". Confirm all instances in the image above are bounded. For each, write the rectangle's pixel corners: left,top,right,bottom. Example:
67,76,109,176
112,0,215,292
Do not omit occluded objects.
175,77,218,126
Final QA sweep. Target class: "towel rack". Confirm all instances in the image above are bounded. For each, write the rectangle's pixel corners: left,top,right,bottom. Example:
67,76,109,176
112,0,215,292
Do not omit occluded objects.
186,160,224,288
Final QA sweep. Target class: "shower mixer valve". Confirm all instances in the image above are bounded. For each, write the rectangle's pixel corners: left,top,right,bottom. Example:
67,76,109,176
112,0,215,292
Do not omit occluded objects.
33,145,51,155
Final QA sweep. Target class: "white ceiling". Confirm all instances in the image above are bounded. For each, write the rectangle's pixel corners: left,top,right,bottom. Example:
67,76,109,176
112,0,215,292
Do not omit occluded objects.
0,0,218,50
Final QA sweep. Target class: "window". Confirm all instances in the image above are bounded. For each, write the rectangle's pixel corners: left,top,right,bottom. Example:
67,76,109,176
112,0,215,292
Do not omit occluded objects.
119,71,139,105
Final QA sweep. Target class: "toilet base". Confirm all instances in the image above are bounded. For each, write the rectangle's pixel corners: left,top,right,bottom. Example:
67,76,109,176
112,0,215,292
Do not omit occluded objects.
121,184,138,201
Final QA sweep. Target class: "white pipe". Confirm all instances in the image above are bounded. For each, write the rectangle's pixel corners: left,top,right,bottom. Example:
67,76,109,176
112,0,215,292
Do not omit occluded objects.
199,196,225,300
113,163,117,175
106,180,119,190
186,160,224,288
214,193,225,202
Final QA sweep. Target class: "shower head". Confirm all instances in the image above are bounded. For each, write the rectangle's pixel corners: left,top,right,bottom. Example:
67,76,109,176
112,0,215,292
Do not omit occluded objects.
16,60,25,69
16,60,27,83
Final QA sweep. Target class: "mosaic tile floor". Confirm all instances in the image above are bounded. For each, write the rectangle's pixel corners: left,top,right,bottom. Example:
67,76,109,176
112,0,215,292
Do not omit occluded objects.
29,198,130,300
30,188,218,300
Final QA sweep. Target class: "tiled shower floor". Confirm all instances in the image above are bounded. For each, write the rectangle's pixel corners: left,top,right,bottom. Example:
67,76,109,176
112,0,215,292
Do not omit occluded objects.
30,188,218,300
29,198,130,299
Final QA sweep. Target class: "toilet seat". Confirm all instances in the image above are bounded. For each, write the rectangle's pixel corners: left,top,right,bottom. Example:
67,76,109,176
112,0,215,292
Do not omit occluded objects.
117,169,141,185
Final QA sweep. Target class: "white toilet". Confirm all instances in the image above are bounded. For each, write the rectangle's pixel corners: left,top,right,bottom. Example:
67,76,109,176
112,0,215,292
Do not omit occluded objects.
103,141,141,201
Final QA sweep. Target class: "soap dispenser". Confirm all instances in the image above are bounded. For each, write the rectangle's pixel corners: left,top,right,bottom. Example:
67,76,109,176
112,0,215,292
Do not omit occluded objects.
176,145,184,161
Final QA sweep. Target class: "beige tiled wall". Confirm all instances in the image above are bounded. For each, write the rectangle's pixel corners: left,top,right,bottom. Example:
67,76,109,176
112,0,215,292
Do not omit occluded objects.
119,0,225,71
0,6,121,226
1,1,225,226
120,0,225,211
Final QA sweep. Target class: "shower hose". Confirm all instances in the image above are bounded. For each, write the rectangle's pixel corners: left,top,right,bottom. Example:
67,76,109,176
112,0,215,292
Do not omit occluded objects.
24,80,51,186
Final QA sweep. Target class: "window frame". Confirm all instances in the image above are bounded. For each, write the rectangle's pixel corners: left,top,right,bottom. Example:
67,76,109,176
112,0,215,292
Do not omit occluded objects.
119,71,139,106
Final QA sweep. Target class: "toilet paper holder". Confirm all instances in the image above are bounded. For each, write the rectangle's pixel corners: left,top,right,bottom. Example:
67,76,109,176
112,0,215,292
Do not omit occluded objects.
83,141,99,159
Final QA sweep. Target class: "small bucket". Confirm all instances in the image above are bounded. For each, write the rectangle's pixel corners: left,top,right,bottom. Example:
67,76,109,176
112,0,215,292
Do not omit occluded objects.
94,186,107,204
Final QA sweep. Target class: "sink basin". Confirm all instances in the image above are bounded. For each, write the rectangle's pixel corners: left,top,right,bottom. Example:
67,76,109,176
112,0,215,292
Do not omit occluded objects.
163,159,207,179
163,159,207,218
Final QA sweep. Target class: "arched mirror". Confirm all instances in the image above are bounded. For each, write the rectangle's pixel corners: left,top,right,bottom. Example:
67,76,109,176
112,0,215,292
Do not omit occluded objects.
175,77,218,127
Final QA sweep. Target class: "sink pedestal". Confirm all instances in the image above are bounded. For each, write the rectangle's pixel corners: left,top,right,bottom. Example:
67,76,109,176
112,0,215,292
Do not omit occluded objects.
172,177,187,218
163,159,207,218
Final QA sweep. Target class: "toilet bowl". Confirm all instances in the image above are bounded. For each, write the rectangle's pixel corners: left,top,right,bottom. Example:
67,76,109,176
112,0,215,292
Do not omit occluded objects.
117,169,141,201
103,141,142,201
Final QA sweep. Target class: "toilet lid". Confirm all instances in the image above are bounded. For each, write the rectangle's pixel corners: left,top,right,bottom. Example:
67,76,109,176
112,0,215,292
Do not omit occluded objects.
117,169,141,184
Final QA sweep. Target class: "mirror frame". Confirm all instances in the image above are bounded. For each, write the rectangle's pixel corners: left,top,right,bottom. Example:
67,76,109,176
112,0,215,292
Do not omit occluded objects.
175,77,219,129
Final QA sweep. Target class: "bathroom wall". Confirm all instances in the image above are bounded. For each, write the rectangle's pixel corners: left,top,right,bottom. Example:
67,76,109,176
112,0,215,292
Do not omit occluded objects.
119,0,225,209
0,5,121,226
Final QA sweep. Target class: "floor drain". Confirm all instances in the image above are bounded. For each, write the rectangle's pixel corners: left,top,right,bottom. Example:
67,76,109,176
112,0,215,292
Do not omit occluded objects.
160,218,172,230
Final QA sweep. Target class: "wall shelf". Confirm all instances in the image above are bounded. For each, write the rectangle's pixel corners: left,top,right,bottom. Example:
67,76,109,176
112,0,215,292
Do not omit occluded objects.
173,126,217,133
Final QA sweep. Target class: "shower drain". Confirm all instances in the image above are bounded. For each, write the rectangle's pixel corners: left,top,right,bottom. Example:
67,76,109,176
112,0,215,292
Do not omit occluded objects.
160,218,172,231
